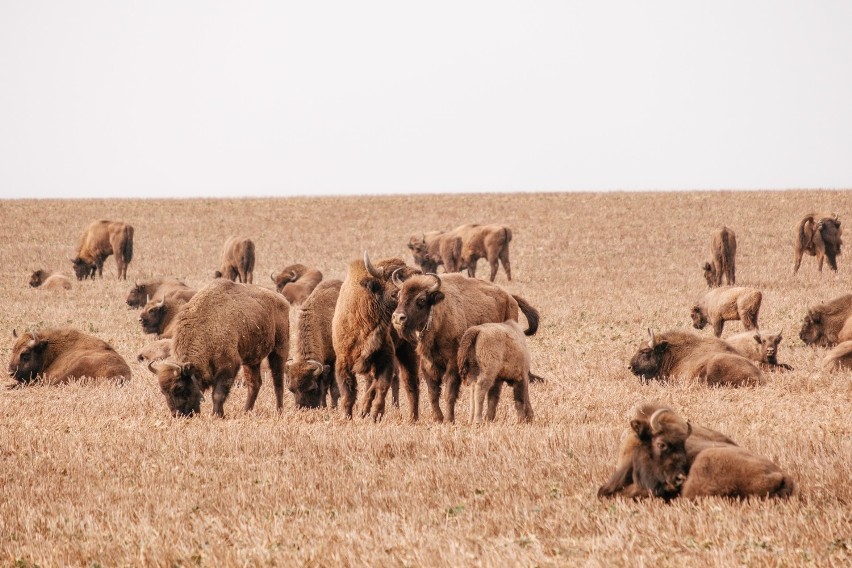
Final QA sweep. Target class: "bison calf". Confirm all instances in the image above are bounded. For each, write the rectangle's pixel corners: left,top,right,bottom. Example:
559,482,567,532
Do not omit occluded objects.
703,226,737,287
72,220,134,280
407,231,463,274
453,223,513,282
214,236,255,284
126,278,192,308
272,264,324,306
29,269,72,290
794,212,842,274
691,286,762,337
726,331,793,371
680,446,796,499
137,339,173,369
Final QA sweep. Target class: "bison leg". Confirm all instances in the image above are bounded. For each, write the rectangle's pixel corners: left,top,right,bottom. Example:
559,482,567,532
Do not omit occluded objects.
390,371,400,408
499,248,511,281
598,463,635,498
359,375,378,419
368,366,395,422
817,253,825,272
512,379,533,423
395,342,420,422
328,368,340,409
485,381,502,422
793,250,804,274
211,368,238,418
444,371,463,423
712,318,724,337
425,376,444,423
466,257,477,278
473,376,488,424
242,364,263,411
267,351,286,412
336,362,357,419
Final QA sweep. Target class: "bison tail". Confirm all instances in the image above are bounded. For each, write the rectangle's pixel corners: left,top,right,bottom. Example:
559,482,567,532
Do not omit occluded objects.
122,225,134,263
503,226,513,244
457,327,481,381
513,295,540,336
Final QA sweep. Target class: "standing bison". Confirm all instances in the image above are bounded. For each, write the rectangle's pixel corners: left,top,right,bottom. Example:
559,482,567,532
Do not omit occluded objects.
453,223,513,282
214,236,255,283
407,231,463,274
799,294,852,347
691,286,762,337
71,220,134,280
271,264,323,306
793,212,842,273
703,226,737,287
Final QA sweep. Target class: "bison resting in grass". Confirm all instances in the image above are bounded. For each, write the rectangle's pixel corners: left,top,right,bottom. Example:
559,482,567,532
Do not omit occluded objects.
680,445,796,499
457,319,533,424
271,264,323,306
8,328,131,385
150,280,289,417
72,220,134,280
137,339,173,368
799,294,852,347
214,236,255,283
822,340,852,371
629,329,764,386
691,286,762,337
794,212,842,274
139,295,189,339
29,269,71,290
725,331,793,371
126,278,193,308
703,226,737,287
407,231,463,274
453,223,513,282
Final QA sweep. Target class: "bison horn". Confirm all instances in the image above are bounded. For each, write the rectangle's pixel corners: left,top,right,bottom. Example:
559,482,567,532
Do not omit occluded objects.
307,359,324,374
270,271,277,283
647,328,656,349
391,267,405,289
156,297,165,308
364,251,382,278
290,270,298,281
425,273,441,294
149,360,182,374
648,408,671,435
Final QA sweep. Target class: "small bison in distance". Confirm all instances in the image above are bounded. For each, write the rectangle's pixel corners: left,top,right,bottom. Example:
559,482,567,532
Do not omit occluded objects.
139,296,188,339
72,220,134,281
8,328,131,385
29,269,72,290
126,278,193,308
794,212,842,273
725,331,793,371
629,329,763,386
214,236,255,283
703,226,737,287
457,320,534,424
799,294,852,348
691,286,762,337
407,231,463,274
454,223,513,282
271,264,323,306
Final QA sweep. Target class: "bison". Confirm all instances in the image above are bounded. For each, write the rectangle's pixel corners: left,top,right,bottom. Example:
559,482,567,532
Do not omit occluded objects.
286,279,342,408
137,338,173,368
139,295,188,339
391,272,539,422
29,269,71,290
794,212,842,274
72,220,134,281
214,236,255,283
691,286,762,337
149,279,289,417
725,331,793,371
126,278,192,308
680,446,796,499
822,340,852,371
271,264,323,306
629,329,764,386
703,226,737,287
453,223,513,282
457,319,533,424
799,294,852,347
8,328,131,385
407,231,463,274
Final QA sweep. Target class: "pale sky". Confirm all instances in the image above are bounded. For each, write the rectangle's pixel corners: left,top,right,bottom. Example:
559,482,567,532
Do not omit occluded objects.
1,1,851,199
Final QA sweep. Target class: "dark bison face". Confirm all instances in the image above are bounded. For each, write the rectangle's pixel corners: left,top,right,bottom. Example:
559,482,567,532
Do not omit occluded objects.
126,284,148,308
71,258,95,281
391,274,445,343
153,361,203,417
29,270,46,288
702,263,716,287
799,311,824,345
8,332,48,382
628,338,668,381
286,359,329,408
360,253,418,317
140,301,167,335
630,410,692,500
690,306,707,329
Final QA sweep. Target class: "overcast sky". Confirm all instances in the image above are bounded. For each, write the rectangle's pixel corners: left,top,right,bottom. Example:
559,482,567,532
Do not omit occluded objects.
1,1,851,199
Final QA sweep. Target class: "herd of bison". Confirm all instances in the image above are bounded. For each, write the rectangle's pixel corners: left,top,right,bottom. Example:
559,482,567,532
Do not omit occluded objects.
9,213,852,503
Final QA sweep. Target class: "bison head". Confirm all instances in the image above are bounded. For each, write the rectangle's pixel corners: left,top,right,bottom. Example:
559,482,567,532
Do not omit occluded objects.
702,262,716,288
8,330,48,383
360,252,418,314
690,306,707,330
29,270,48,288
391,273,445,343
629,329,668,381
754,332,783,364
799,309,825,345
407,235,440,274
71,257,95,281
630,407,692,501
139,298,168,335
286,359,329,408
126,283,149,308
151,360,203,417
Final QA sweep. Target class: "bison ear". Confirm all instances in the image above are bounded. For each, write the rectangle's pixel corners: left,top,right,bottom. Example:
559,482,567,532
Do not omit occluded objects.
630,418,652,442
703,262,711,270
654,340,668,353
753,334,762,344
429,291,445,305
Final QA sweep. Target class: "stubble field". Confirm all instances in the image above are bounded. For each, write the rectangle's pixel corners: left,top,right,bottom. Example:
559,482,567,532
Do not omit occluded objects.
1,191,851,567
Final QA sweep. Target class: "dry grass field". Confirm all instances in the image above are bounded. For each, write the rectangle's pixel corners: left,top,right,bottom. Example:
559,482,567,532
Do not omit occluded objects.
1,191,851,567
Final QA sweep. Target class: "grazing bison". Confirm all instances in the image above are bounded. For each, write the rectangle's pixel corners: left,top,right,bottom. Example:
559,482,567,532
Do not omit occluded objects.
126,278,192,308
391,272,539,422
149,280,289,417
72,220,134,280
794,212,842,273
726,331,793,371
271,264,323,306
407,231,463,274
822,340,852,371
139,295,188,339
8,328,131,385
799,294,852,347
691,286,762,337
332,253,422,421
29,269,71,290
137,338,173,368
287,279,342,408
703,226,737,287
629,329,764,386
452,223,513,282
457,319,533,424
214,236,255,283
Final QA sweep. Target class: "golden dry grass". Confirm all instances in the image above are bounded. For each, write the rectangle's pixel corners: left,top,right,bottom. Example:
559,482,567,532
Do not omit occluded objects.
1,191,851,567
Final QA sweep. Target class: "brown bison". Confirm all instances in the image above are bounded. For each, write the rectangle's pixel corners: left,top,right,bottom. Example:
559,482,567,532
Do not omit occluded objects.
126,278,193,308
287,279,342,408
72,220,134,280
8,328,131,385
453,223,513,282
139,295,189,339
799,294,852,347
703,226,737,287
457,319,533,424
391,272,539,422
271,264,323,306
149,280,289,417
629,329,764,386
29,269,71,290
822,340,852,371
407,231,463,274
680,446,796,499
794,212,842,273
332,253,421,421
137,338,173,368
725,331,793,371
691,286,762,337
214,236,255,283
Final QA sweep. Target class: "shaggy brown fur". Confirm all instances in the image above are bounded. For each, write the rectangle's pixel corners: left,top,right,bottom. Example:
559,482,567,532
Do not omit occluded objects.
139,295,189,339
691,286,762,337
272,264,324,306
137,339,173,368
71,220,134,280
287,279,342,408
407,231,463,274
681,446,796,499
793,212,842,273
799,294,852,347
703,226,737,287
213,236,255,283
726,331,793,371
822,340,852,371
29,269,71,290
391,273,539,423
8,327,131,385
452,223,513,282
151,280,289,417
457,320,533,424
126,278,192,308
629,329,764,386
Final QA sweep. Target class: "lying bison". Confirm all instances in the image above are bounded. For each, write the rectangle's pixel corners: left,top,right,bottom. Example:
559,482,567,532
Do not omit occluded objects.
725,331,793,371
150,280,289,417
799,294,852,347
453,223,513,282
72,220,134,280
629,329,763,386
137,338,173,368
407,231,463,274
822,340,852,371
29,269,71,290
794,212,842,274
691,286,762,337
680,445,796,499
139,295,188,339
214,236,255,283
703,226,737,287
8,328,131,385
271,264,323,306
126,278,192,308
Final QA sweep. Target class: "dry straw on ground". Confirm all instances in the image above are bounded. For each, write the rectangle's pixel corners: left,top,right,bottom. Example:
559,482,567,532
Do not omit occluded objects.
1,191,851,566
